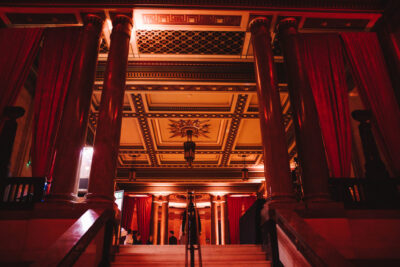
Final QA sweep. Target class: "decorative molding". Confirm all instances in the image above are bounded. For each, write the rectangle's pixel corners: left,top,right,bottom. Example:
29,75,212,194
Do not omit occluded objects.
136,30,245,55
131,93,158,166
142,14,242,26
94,84,258,92
168,119,210,138
220,94,248,166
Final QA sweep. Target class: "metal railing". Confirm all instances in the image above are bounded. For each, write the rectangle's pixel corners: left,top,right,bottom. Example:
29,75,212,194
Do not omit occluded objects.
184,192,202,267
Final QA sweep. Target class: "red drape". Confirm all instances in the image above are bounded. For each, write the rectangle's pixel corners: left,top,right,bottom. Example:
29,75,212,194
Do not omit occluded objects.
121,196,136,230
32,27,82,186
0,28,42,128
300,34,352,177
341,32,400,175
227,196,256,244
136,196,152,244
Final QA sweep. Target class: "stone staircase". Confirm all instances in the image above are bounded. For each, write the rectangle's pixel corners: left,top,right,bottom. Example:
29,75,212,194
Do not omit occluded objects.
112,244,271,267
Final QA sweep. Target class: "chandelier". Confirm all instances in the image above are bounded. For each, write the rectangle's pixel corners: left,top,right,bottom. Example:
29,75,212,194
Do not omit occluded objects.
168,119,210,167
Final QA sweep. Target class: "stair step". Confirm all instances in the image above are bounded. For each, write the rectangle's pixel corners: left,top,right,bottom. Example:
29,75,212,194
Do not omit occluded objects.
112,261,271,267
113,244,271,266
115,253,266,261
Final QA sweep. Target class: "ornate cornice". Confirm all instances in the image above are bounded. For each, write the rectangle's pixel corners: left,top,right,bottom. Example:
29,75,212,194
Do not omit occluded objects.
0,1,387,10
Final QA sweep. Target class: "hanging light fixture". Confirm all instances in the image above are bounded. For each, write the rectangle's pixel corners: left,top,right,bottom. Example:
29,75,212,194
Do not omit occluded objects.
241,155,249,181
184,130,196,167
168,119,210,168
129,155,137,181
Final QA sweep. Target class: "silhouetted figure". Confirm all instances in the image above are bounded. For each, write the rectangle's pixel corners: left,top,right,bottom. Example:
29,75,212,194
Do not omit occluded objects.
169,230,178,244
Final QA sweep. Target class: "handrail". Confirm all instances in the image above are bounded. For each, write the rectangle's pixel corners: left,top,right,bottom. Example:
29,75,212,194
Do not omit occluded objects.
32,208,114,267
273,209,352,267
0,177,45,209
184,192,202,267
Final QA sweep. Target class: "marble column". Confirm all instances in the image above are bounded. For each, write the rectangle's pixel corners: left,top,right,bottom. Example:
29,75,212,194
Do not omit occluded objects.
249,17,295,203
220,197,226,245
215,202,220,245
86,15,132,204
210,195,217,244
278,18,331,202
152,199,159,245
160,195,169,245
49,14,104,202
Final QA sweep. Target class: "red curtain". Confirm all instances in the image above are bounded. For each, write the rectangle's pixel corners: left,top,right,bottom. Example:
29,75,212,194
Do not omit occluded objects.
300,34,352,177
0,28,42,128
136,196,152,244
227,196,256,244
121,196,135,230
32,27,82,187
341,32,400,175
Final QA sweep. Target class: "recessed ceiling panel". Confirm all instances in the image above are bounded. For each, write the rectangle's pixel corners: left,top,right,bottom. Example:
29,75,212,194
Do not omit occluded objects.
120,118,144,146
159,153,220,163
136,30,245,55
235,119,261,148
152,118,228,147
146,93,234,112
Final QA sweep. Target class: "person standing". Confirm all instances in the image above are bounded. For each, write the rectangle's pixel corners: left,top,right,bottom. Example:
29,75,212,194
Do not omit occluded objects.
169,230,178,244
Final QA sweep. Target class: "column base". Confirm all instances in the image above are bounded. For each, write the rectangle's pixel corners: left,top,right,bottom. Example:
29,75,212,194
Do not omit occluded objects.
85,193,117,211
45,193,78,204
304,193,332,203
266,193,297,204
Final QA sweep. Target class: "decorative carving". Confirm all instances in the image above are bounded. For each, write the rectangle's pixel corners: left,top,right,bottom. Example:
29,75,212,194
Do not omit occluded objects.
220,94,248,166
136,30,245,55
168,119,210,138
142,14,241,26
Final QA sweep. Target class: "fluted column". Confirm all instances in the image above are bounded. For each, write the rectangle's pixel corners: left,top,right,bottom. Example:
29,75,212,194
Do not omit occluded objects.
249,17,295,203
152,199,159,245
49,14,104,202
277,18,330,202
160,195,169,245
86,15,132,204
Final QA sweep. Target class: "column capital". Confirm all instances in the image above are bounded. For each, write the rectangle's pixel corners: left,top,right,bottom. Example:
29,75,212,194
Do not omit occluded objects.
112,14,133,37
277,17,298,34
83,13,104,27
249,17,270,34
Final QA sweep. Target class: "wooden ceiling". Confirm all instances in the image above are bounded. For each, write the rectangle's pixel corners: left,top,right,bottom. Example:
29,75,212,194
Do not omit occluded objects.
0,3,384,193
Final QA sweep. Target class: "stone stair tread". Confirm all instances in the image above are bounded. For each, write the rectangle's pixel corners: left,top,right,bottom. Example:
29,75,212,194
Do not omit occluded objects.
113,244,271,266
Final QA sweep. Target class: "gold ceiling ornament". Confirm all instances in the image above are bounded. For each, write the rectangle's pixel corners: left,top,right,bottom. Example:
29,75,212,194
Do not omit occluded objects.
168,119,211,138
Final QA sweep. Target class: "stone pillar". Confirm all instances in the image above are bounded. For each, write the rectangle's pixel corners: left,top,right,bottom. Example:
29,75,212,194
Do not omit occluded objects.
278,18,331,202
152,199,159,245
160,195,169,245
86,15,132,204
214,201,220,245
210,195,217,244
49,14,104,202
249,17,295,203
220,197,226,245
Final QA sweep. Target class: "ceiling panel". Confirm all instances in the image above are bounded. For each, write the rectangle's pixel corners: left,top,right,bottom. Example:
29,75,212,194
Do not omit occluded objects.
120,118,143,146
235,119,262,148
151,118,228,147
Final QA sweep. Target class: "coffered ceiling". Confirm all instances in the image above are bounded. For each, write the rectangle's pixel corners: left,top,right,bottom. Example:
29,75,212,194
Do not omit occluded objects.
0,3,385,193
